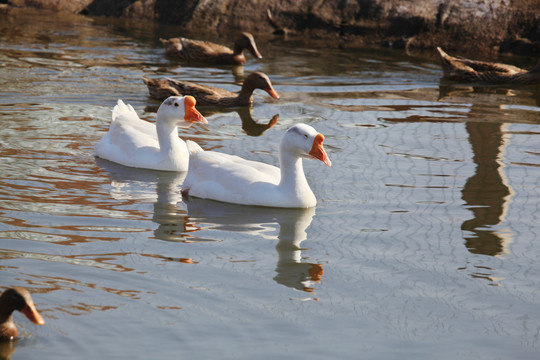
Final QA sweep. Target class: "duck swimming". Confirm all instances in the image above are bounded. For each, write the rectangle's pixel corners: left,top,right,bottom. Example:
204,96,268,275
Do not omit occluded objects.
0,287,45,341
182,124,331,208
161,32,262,65
142,72,280,107
437,47,540,84
94,96,207,172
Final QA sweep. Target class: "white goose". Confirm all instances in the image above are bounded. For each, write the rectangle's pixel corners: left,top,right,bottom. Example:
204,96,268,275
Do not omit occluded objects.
182,124,331,208
94,96,207,171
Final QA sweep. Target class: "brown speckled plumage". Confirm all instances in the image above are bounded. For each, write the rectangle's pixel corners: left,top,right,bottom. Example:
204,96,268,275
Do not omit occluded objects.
160,32,262,65
437,47,540,84
143,72,280,107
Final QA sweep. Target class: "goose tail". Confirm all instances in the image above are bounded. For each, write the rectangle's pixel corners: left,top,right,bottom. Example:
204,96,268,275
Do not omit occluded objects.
112,99,136,121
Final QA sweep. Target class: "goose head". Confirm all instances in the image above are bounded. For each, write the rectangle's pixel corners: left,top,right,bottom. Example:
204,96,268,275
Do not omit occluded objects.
281,124,332,166
234,32,262,59
157,96,208,127
0,287,45,340
242,72,280,99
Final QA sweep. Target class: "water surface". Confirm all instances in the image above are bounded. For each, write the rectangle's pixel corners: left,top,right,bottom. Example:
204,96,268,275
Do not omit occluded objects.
1,8,540,360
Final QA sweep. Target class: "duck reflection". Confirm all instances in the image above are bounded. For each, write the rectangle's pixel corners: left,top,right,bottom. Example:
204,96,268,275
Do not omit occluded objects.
144,104,278,137
184,198,324,293
461,122,513,256
95,158,189,242
437,83,516,257
439,83,540,121
203,107,279,137
0,341,15,360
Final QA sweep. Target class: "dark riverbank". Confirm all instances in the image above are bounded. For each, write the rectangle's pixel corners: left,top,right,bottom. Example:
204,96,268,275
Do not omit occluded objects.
4,0,540,56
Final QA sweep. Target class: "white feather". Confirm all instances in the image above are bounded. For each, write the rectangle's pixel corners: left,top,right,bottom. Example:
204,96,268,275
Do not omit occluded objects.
182,124,330,208
94,96,201,172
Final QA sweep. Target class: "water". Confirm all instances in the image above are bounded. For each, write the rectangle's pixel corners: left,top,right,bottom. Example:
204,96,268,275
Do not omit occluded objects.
1,7,540,360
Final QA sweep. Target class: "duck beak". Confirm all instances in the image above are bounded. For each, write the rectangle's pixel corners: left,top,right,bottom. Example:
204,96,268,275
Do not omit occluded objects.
184,96,208,124
248,41,263,59
264,86,280,100
21,302,45,325
267,114,279,128
309,133,332,167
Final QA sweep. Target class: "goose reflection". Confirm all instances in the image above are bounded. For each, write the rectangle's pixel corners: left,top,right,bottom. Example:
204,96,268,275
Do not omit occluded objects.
95,158,189,242
184,198,324,293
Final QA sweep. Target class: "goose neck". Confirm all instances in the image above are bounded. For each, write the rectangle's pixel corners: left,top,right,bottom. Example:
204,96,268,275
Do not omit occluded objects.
156,117,181,152
279,148,307,189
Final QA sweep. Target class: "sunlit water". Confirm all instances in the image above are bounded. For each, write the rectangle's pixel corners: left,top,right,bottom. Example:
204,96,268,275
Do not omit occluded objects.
1,8,540,360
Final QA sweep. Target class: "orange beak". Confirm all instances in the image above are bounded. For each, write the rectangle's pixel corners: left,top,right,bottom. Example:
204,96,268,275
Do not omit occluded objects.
21,302,45,325
309,133,331,167
183,96,208,124
264,86,280,100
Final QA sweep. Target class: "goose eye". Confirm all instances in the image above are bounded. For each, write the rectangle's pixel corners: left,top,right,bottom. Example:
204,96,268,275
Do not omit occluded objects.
304,134,308,139
174,102,179,107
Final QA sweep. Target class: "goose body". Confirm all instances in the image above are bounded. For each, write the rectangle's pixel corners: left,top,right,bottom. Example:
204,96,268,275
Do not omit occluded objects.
161,32,262,65
94,96,207,172
437,47,540,84
142,72,279,106
182,124,331,208
0,287,45,341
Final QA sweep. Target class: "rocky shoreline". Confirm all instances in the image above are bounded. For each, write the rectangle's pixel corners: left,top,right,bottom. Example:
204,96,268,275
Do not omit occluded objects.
4,0,540,56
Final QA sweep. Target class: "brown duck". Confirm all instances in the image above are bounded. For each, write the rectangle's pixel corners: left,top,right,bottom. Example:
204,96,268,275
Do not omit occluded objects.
160,32,262,65
0,288,45,341
142,72,280,107
437,47,540,84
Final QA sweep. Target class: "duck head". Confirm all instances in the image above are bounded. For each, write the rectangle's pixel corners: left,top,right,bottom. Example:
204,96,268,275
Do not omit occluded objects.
281,124,332,167
243,72,280,100
0,287,45,341
235,32,262,59
158,96,208,127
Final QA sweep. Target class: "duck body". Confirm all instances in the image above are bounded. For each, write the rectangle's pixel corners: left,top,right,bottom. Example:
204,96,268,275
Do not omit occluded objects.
182,124,331,208
94,96,207,172
437,47,540,84
0,287,45,341
143,72,280,107
161,32,262,65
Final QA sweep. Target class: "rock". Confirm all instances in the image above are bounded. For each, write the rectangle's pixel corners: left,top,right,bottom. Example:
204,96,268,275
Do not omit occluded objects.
82,0,141,17
123,0,155,20
8,0,93,13
6,0,540,56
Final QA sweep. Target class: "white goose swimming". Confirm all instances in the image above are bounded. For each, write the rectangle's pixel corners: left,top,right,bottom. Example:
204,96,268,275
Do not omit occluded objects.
182,123,331,208
94,96,207,171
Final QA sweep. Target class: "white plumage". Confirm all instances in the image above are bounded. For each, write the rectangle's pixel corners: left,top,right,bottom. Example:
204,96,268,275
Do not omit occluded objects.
182,124,331,208
94,96,207,171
